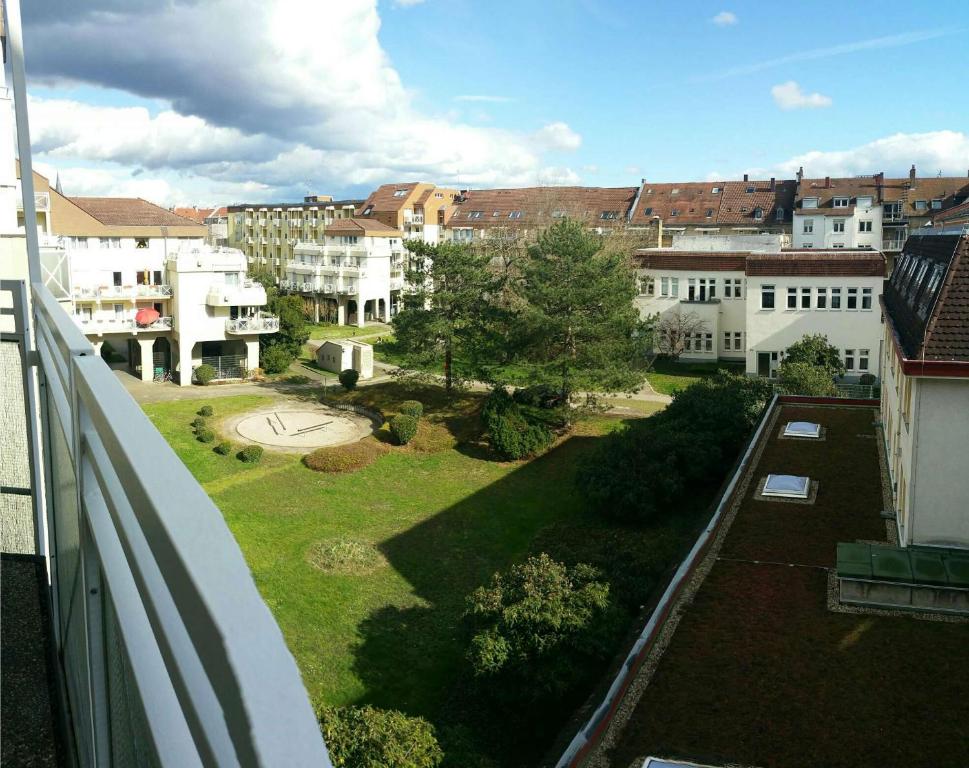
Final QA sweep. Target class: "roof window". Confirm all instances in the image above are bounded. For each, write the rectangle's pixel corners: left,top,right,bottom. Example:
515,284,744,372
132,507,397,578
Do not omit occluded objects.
552,210,567,218
670,209,679,217
783,421,821,439
711,186,721,194
468,210,483,219
833,197,850,207
392,190,408,197
643,207,653,216
763,474,811,499
508,211,523,219
746,186,755,194
600,210,619,220
671,188,679,195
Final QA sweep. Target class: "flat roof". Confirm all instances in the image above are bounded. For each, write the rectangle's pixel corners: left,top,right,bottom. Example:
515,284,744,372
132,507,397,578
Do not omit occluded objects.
602,403,969,768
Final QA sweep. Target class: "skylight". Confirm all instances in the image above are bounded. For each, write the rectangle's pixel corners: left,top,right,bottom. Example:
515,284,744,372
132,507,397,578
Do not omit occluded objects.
392,190,407,197
763,474,811,499
784,421,821,438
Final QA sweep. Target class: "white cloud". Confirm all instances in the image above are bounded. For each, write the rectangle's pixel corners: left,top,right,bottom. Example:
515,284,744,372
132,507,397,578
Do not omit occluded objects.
531,122,582,152
454,95,512,103
711,11,737,26
771,81,833,110
772,130,969,178
23,0,579,203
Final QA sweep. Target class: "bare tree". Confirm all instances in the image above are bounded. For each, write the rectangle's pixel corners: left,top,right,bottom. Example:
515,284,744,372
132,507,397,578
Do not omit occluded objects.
655,309,709,360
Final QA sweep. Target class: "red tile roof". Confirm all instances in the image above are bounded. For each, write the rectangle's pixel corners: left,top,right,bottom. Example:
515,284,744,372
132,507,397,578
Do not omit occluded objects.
451,186,638,230
747,250,886,276
324,218,400,236
71,197,204,227
716,179,796,225
634,250,749,271
632,182,725,225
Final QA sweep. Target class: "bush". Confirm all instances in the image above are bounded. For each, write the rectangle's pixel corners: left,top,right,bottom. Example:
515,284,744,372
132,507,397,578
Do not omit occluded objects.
339,368,360,391
194,364,216,386
859,373,877,386
390,413,419,445
512,383,563,410
191,416,207,429
214,440,233,456
409,421,458,454
482,389,553,460
317,705,443,768
303,440,387,473
196,427,215,443
261,344,293,375
778,361,837,396
464,553,616,703
784,333,846,377
399,399,423,419
238,445,264,463
198,405,214,417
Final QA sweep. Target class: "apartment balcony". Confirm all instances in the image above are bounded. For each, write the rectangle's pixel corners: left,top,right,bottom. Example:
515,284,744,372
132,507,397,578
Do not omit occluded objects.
76,284,174,301
883,213,908,224
2,280,329,765
257,218,267,226
205,280,267,307
73,314,174,335
225,312,280,334
882,237,906,251
389,278,404,291
15,190,49,212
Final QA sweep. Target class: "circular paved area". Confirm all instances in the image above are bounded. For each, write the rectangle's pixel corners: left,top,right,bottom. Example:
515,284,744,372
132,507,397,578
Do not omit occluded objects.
227,404,374,451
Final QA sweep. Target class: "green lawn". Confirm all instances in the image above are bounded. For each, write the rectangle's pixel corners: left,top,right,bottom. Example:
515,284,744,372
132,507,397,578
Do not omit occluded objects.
143,384,709,766
306,322,393,340
646,358,746,395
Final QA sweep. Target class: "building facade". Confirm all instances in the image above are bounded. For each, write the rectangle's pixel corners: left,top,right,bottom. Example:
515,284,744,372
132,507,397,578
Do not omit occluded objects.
356,182,459,244
881,231,969,548
635,248,886,380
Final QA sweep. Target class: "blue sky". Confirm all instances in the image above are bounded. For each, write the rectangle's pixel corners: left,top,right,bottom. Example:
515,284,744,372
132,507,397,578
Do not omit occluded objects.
20,0,969,204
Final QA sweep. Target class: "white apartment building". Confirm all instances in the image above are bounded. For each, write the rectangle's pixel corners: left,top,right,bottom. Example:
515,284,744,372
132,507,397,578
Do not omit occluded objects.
635,248,886,381
794,188,882,250
881,232,969,548
282,218,402,326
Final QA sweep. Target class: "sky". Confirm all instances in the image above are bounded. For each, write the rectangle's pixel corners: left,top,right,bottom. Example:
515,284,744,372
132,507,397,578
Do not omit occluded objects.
19,0,969,206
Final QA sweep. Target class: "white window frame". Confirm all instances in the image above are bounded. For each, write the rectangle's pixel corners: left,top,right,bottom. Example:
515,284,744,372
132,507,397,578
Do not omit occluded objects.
831,287,842,310
761,284,775,310
859,349,870,371
803,219,814,234
833,197,850,208
845,348,856,371
786,287,797,310
859,220,873,233
817,287,827,309
801,287,811,309
833,218,846,233
847,287,858,310
862,288,872,310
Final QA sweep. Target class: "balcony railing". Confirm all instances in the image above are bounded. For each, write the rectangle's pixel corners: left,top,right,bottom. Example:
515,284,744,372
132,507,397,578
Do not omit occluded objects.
16,191,49,211
74,315,174,333
6,281,329,765
206,280,268,307
225,313,280,333
74,284,174,300
882,238,906,251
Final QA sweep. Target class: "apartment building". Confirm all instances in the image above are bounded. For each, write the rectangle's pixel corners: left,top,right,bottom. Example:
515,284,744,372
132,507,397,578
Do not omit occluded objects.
794,167,969,268
445,185,639,242
282,218,402,326
635,247,886,380
174,205,229,246
627,176,796,245
881,231,969,548
356,182,459,244
226,195,362,276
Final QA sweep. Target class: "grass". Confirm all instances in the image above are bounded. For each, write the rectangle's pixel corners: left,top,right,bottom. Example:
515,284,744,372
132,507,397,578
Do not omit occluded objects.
645,357,746,395
307,322,392,340
145,383,715,766
599,397,667,416
609,405,969,768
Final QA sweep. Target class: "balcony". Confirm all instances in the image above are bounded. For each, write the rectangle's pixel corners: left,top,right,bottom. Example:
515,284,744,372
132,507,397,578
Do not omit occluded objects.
15,191,49,211
77,284,173,301
882,237,906,251
74,314,174,334
2,280,329,765
225,313,280,333
205,280,267,306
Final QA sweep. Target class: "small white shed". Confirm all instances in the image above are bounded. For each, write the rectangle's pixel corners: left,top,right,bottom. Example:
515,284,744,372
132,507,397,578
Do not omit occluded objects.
315,340,374,380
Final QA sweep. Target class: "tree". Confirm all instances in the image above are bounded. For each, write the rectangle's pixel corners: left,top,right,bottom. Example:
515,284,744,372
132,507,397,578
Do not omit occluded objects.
513,219,650,416
392,239,504,393
778,361,838,396
317,705,443,768
464,553,616,702
260,293,310,372
783,334,845,377
655,309,709,361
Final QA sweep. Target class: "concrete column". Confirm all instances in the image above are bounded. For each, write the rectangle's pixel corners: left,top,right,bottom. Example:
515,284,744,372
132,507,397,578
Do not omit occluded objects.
245,339,259,375
313,295,320,324
138,338,154,382
337,300,346,326
382,294,391,322
356,296,365,328
178,339,194,387
92,340,103,357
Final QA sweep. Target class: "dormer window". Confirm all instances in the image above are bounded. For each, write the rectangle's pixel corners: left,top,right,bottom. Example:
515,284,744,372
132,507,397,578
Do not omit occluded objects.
775,207,784,221
857,196,873,207
803,197,819,209
670,209,679,217
705,208,714,218
833,197,850,208
914,200,927,211
931,200,943,210
753,207,763,219
746,186,755,194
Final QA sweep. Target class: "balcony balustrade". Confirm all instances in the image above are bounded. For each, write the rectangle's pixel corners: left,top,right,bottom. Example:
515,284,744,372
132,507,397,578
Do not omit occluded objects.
225,313,280,333
206,280,268,307
74,284,173,301
73,314,174,334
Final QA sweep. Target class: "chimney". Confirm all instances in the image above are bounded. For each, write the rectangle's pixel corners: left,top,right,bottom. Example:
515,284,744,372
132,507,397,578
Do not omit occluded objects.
796,166,804,184
743,173,748,182
825,176,831,189
909,164,917,186
769,177,775,191
874,172,884,203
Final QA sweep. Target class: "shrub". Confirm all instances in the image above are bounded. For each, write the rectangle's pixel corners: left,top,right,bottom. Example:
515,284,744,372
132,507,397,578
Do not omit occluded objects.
339,368,360,391
464,553,616,703
409,421,458,454
390,413,419,446
512,383,563,410
191,416,207,429
316,705,443,768
196,427,215,443
261,344,293,375
198,405,214,417
399,399,423,419
303,440,387,473
194,364,216,386
778,361,837,397
214,440,233,456
481,389,553,460
783,333,846,377
238,444,264,463
859,373,877,386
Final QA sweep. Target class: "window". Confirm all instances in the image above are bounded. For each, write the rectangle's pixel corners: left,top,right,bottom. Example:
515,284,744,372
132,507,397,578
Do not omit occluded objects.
136,238,148,248
803,243,814,248
831,287,842,309
671,188,679,195
787,287,797,309
392,190,407,197
153,270,162,285
753,207,763,219
775,206,784,221
833,219,846,233
468,211,483,219
704,334,713,352
599,210,619,220
746,186,755,194
761,284,775,309
859,220,873,232
106,237,121,248
551,210,566,218
643,207,653,216
723,331,732,351
931,199,942,210
817,287,827,309
884,202,901,219
803,219,814,234
639,277,654,296
670,209,679,217
659,276,670,296
508,211,523,219
711,186,721,194
705,208,714,218
862,287,872,310
724,278,742,299
113,271,122,287
847,287,858,309
801,287,811,309
914,200,927,211
859,349,870,371
833,197,850,208
734,332,743,351
687,277,716,301
803,197,819,209
845,349,855,370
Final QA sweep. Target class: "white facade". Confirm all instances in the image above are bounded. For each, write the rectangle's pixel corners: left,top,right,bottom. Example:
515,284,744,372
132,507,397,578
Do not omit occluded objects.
315,340,374,380
284,233,400,326
794,196,883,250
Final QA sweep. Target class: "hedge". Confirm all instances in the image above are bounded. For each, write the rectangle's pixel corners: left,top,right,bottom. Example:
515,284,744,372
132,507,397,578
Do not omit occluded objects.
303,440,387,473
390,414,419,446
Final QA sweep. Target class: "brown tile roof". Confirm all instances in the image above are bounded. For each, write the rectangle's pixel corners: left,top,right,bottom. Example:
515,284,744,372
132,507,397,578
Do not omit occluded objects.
717,179,796,225
797,173,969,219
70,197,204,228
451,186,638,230
932,199,969,225
172,206,210,224
324,218,401,237
634,250,748,271
632,181,725,225
356,182,423,215
747,250,886,276
884,234,969,361
796,177,882,210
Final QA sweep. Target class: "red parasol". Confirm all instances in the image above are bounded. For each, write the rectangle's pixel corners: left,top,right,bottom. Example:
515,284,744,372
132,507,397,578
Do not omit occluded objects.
135,307,160,327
